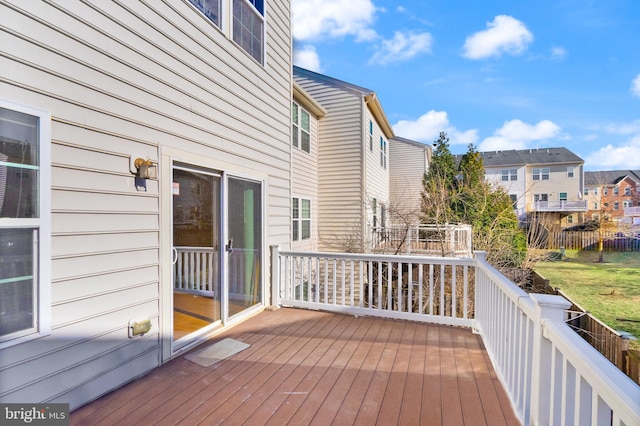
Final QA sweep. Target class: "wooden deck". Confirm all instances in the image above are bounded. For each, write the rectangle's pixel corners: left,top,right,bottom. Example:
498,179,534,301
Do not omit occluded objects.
70,308,520,425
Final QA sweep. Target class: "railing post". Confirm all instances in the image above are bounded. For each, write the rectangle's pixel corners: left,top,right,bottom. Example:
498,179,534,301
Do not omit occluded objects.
529,293,572,426
269,245,280,310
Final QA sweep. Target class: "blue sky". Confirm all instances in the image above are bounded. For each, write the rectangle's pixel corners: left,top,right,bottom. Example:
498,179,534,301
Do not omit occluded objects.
291,0,640,171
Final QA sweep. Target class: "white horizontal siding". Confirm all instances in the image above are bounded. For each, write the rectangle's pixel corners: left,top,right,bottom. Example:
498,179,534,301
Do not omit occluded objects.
389,139,429,224
1,0,292,410
294,72,366,251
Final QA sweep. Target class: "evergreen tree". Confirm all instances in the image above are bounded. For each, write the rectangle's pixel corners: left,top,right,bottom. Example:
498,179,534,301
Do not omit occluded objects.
421,134,526,267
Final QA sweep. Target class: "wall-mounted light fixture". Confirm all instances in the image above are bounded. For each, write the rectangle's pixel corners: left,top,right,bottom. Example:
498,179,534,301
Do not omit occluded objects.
130,156,157,179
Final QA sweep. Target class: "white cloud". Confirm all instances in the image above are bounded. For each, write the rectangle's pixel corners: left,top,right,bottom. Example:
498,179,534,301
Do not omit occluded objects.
551,46,567,60
463,15,533,59
479,119,562,151
632,74,640,98
292,0,377,42
293,45,322,72
369,31,433,65
585,135,640,169
393,110,478,145
603,119,640,135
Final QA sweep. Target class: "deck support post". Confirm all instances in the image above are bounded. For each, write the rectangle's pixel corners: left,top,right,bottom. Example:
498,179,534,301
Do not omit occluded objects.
269,245,280,310
529,293,572,426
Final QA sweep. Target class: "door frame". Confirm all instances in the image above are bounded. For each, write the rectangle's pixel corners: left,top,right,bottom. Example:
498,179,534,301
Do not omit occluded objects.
160,147,267,362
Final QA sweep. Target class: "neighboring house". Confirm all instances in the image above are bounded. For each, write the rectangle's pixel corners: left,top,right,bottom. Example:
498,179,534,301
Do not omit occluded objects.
293,67,395,253
291,83,326,252
480,148,587,228
584,170,640,225
389,136,432,225
0,0,292,410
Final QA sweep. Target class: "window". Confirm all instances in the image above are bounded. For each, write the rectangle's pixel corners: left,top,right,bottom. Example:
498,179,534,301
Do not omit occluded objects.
501,169,517,181
624,200,633,208
188,0,221,27
0,100,50,347
532,167,550,180
380,137,387,169
567,214,574,224
584,188,589,196
291,102,310,153
233,0,265,63
372,198,377,227
613,201,619,210
594,187,598,195
292,197,310,241
604,187,608,195
613,187,619,195
593,202,598,210
559,192,567,201
509,194,517,208
625,186,631,196
369,120,373,151
567,167,574,178
534,194,548,202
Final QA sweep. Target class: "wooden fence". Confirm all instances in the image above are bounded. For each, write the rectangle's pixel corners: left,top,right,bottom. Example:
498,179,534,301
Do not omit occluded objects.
556,289,640,386
546,231,640,251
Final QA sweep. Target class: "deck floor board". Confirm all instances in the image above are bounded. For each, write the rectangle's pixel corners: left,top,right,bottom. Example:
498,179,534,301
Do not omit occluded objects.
70,308,520,425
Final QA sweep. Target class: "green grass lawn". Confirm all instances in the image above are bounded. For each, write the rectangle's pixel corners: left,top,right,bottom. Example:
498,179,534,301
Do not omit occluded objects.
534,250,640,349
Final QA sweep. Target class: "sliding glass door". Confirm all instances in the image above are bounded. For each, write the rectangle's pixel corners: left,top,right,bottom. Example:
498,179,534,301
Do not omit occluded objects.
226,176,262,317
170,162,263,346
172,165,221,342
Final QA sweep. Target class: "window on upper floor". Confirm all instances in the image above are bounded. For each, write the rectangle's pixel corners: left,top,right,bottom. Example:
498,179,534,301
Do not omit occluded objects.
613,187,619,195
291,102,310,154
0,100,51,348
188,0,266,65
292,197,311,241
534,193,548,202
623,200,633,208
233,0,265,63
613,201,619,210
559,192,567,201
584,188,589,196
567,167,575,178
604,187,608,195
593,202,598,210
379,137,387,169
501,169,517,181
624,186,631,196
369,120,373,151
594,187,598,195
532,167,550,180
188,0,221,27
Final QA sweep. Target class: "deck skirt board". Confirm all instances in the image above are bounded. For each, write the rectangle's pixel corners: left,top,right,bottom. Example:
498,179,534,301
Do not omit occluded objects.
70,308,520,425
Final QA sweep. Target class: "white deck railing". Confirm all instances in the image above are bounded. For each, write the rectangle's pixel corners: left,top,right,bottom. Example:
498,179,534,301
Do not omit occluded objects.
174,247,257,298
271,246,640,426
174,246,218,296
370,224,473,257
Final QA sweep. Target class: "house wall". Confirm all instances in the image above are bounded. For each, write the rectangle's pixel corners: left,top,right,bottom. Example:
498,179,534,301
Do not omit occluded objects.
525,163,583,206
293,71,365,252
291,105,320,252
364,107,390,232
485,166,527,219
0,0,291,409
389,139,430,225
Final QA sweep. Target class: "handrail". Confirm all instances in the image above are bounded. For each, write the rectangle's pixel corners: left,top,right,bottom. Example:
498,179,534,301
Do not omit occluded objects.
272,246,640,426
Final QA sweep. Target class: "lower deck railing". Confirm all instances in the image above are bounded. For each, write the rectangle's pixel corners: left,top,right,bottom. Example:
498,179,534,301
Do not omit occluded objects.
271,246,640,426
